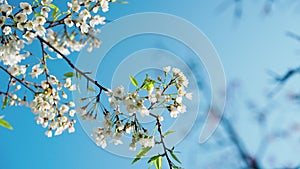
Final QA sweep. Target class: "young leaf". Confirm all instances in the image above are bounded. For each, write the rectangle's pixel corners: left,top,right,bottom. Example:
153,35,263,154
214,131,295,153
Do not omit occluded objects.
170,151,181,164
129,75,139,88
49,4,59,21
147,155,160,163
2,96,8,109
163,130,176,137
0,119,13,130
154,156,162,169
132,147,152,164
87,86,96,92
148,161,153,169
64,72,75,77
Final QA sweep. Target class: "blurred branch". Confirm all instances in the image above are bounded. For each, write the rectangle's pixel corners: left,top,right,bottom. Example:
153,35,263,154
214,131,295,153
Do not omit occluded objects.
221,115,262,169
267,66,300,97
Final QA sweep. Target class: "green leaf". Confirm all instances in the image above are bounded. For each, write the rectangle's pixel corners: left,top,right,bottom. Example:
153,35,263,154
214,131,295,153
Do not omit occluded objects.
132,147,152,164
170,151,181,164
2,96,8,109
64,72,75,77
154,156,162,169
129,75,139,88
163,130,176,137
148,162,153,169
0,119,13,130
147,155,160,163
49,4,59,21
87,86,96,92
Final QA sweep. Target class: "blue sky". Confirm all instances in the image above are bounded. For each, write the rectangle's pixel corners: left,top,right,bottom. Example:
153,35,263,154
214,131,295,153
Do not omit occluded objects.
2,0,300,169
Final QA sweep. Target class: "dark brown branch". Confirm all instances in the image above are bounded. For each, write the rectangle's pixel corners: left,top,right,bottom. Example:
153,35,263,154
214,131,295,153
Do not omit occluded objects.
0,66,36,94
37,36,108,92
156,118,173,169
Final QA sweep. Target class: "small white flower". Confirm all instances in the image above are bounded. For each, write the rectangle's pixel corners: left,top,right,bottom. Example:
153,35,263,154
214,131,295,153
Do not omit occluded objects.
64,17,73,27
71,2,80,13
3,26,11,35
41,0,52,5
113,86,124,98
172,67,181,76
17,23,24,31
80,22,90,34
64,78,72,88
42,121,48,128
112,133,123,145
54,127,63,136
49,75,58,84
101,0,109,12
149,94,157,103
34,16,46,25
170,105,178,118
126,104,136,115
163,66,171,74
79,9,91,21
15,13,27,23
92,6,99,13
12,94,17,100
140,107,150,117
45,130,52,137
41,81,49,89
184,92,192,100
30,64,43,78
41,7,50,18
68,102,75,107
175,97,182,104
60,105,69,113
125,126,133,134
15,85,21,91
24,21,35,30
90,15,106,27
68,84,76,91
0,4,12,16
20,2,32,15
34,24,46,36
69,109,76,117
139,137,155,148
178,104,187,113
158,115,164,122
68,126,75,133
61,91,68,99
23,31,36,44
129,143,136,151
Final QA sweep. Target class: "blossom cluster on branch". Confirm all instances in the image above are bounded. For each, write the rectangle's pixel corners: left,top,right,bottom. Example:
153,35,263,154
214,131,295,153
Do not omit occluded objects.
0,0,191,168
89,67,192,168
0,0,111,136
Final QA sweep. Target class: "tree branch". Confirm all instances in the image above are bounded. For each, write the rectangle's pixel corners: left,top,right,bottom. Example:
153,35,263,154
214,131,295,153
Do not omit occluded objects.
0,66,36,94
37,36,108,92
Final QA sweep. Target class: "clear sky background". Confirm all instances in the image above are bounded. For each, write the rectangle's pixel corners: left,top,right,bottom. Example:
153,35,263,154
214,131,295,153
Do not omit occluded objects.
2,0,300,169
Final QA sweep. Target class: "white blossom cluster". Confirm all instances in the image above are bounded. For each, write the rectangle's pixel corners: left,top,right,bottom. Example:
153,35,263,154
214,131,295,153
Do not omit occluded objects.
0,0,108,66
30,77,77,137
0,0,113,137
92,67,192,150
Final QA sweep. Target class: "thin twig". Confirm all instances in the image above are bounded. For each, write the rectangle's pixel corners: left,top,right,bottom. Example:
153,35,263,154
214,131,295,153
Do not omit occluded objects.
37,36,108,92
0,66,36,94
